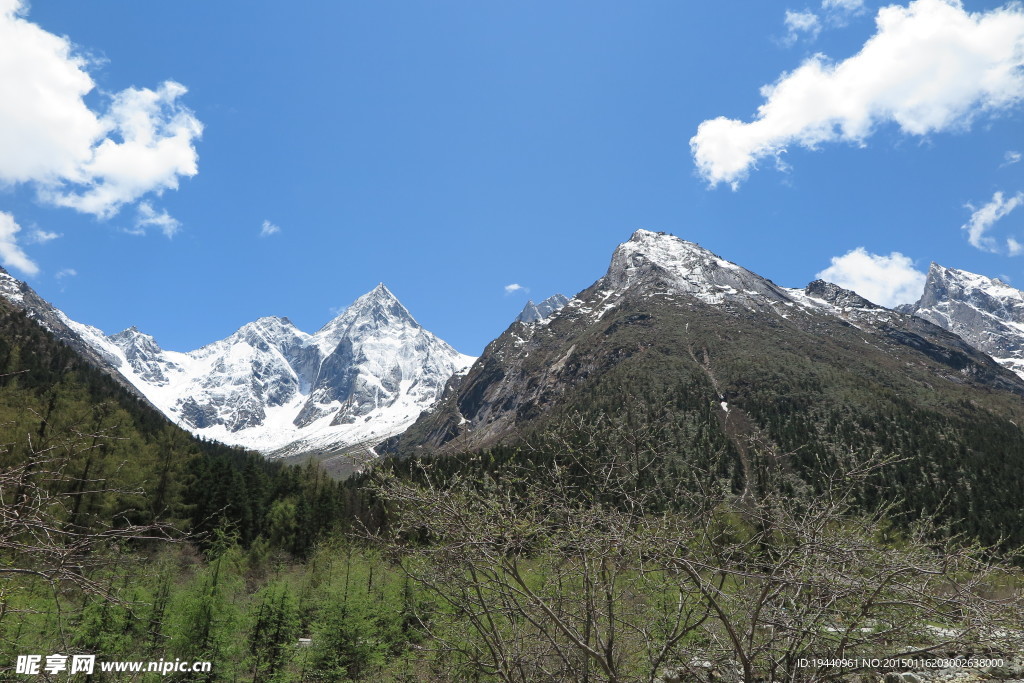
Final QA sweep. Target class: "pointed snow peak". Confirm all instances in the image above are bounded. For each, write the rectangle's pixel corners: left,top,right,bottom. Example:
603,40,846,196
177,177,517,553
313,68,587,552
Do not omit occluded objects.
347,283,416,325
516,300,540,323
109,325,154,342
516,293,570,323
313,284,420,349
350,282,399,307
918,263,1024,309
906,263,1024,378
108,325,163,354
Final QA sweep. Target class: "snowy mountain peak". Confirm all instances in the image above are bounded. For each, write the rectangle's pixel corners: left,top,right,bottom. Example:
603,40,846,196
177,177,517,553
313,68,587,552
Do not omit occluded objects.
206,316,310,360
604,230,788,307
109,325,160,347
87,282,474,455
516,293,570,323
0,273,476,457
903,263,1024,378
919,263,1024,310
0,267,27,305
105,325,177,386
353,283,416,324
610,230,721,279
360,282,402,308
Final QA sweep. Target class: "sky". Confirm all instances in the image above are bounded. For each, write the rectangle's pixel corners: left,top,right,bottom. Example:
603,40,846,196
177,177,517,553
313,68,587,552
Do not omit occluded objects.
1,0,1023,356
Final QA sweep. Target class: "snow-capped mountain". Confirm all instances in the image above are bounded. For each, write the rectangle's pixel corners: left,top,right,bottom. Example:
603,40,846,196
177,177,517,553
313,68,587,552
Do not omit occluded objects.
900,263,1024,378
391,230,1021,454
0,273,474,457
549,230,900,328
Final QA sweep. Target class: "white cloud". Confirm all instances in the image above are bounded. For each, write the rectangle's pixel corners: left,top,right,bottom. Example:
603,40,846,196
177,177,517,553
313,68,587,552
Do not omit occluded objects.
692,0,1024,188
1008,237,1024,256
27,228,60,244
822,0,865,15
784,10,822,44
54,266,76,291
816,247,926,307
0,1,202,218
0,212,39,276
821,0,867,27
260,219,281,237
134,201,181,238
962,191,1023,253
1003,150,1022,166
504,283,527,294
782,0,865,48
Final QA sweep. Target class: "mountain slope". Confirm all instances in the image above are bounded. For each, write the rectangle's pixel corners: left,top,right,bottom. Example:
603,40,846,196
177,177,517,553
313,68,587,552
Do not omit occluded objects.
0,269,154,399
397,230,1023,453
389,230,1024,547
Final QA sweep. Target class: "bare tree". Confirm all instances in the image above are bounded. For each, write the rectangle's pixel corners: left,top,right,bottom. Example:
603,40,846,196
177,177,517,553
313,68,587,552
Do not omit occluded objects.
0,423,180,652
374,414,1024,682
645,448,1024,682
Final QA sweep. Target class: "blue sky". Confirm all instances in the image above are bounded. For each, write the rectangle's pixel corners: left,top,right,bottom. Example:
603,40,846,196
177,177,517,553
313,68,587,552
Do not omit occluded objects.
1,0,1023,355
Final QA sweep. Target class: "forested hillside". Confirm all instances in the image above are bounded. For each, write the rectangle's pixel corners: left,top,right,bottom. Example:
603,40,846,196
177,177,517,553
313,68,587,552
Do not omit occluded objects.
0,300,357,678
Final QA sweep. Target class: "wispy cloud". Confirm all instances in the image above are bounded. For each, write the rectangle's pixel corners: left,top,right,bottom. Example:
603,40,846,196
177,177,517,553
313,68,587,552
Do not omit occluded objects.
26,228,60,244
783,10,821,44
782,0,865,46
694,0,1024,188
504,283,527,295
0,212,39,276
134,201,181,238
1003,150,1022,167
817,247,926,307
54,267,77,290
821,0,865,19
260,219,281,237
962,191,1023,254
0,1,202,219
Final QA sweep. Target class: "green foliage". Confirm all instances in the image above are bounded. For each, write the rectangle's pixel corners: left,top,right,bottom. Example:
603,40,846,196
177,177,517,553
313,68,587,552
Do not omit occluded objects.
168,541,246,679
245,582,301,682
0,299,351,676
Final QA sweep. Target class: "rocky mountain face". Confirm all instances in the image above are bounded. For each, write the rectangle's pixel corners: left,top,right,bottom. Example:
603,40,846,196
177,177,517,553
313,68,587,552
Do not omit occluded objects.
387,229,1024,550
392,230,1024,456
516,294,569,323
899,263,1024,378
0,274,474,458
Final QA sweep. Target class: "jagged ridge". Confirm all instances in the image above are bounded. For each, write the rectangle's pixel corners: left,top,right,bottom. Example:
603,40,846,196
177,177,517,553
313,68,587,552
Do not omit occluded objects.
0,272,474,457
